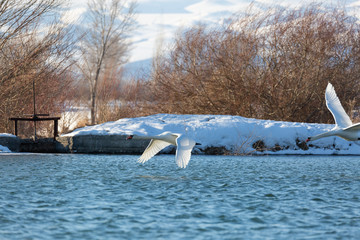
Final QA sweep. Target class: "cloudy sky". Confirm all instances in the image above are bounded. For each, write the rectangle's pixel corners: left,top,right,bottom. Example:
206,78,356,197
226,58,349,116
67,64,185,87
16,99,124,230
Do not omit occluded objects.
66,0,360,64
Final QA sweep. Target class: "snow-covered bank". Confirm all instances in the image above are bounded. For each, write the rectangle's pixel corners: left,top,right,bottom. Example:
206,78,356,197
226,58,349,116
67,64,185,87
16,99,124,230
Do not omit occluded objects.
0,145,11,153
64,114,360,155
0,133,16,153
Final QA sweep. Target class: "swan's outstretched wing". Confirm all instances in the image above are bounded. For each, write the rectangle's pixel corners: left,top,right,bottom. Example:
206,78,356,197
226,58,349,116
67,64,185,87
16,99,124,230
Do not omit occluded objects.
325,83,352,129
175,135,196,168
344,122,360,131
139,140,171,163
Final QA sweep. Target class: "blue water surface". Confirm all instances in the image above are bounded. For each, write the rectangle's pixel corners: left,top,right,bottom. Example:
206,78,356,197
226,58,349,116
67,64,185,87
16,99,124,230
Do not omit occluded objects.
0,154,359,239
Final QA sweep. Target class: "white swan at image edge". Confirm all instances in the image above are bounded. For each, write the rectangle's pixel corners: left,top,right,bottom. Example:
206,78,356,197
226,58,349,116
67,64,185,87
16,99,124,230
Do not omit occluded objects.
306,82,360,142
127,132,200,168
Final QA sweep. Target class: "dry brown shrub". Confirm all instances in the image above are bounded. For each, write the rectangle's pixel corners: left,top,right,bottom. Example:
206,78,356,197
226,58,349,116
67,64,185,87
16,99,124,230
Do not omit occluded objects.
0,0,77,136
147,3,360,124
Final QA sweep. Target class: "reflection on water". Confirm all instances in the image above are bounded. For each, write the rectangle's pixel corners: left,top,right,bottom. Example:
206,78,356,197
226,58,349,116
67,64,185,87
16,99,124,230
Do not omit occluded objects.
0,154,360,239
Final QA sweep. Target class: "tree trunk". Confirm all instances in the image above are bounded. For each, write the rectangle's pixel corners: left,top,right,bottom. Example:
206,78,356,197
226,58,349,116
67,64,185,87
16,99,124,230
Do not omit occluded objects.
90,90,96,125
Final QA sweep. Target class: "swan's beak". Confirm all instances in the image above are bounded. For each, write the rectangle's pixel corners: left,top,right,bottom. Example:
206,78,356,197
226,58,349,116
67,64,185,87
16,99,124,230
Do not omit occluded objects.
195,142,201,145
126,135,133,140
305,137,311,143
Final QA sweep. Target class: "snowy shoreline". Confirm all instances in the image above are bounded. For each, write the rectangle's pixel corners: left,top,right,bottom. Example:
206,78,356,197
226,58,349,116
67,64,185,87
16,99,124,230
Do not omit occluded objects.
63,114,360,155
0,133,17,153
2,114,360,155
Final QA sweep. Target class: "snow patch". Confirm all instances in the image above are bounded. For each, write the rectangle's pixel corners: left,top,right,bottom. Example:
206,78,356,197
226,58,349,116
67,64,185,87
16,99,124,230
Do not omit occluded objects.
63,114,360,155
0,145,11,153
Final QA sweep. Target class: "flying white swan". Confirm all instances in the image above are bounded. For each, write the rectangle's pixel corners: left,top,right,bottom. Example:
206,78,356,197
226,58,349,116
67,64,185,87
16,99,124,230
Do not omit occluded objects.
306,82,360,142
127,132,200,168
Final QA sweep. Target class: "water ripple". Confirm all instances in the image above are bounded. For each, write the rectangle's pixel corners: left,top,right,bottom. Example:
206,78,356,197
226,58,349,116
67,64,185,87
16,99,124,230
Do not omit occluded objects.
0,154,360,239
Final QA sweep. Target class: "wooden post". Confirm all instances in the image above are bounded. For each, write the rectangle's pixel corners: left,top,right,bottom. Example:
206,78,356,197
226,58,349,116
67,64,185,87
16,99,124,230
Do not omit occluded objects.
14,120,18,136
34,121,37,141
54,119,58,140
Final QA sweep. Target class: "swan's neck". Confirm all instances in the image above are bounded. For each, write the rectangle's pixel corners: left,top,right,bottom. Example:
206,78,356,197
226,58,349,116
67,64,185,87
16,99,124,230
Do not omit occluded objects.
132,135,154,140
132,133,177,145
311,130,336,141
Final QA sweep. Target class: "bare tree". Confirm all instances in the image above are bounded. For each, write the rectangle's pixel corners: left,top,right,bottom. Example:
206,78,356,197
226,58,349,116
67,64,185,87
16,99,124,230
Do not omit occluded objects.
149,3,360,124
0,0,66,85
0,0,77,134
78,0,137,125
